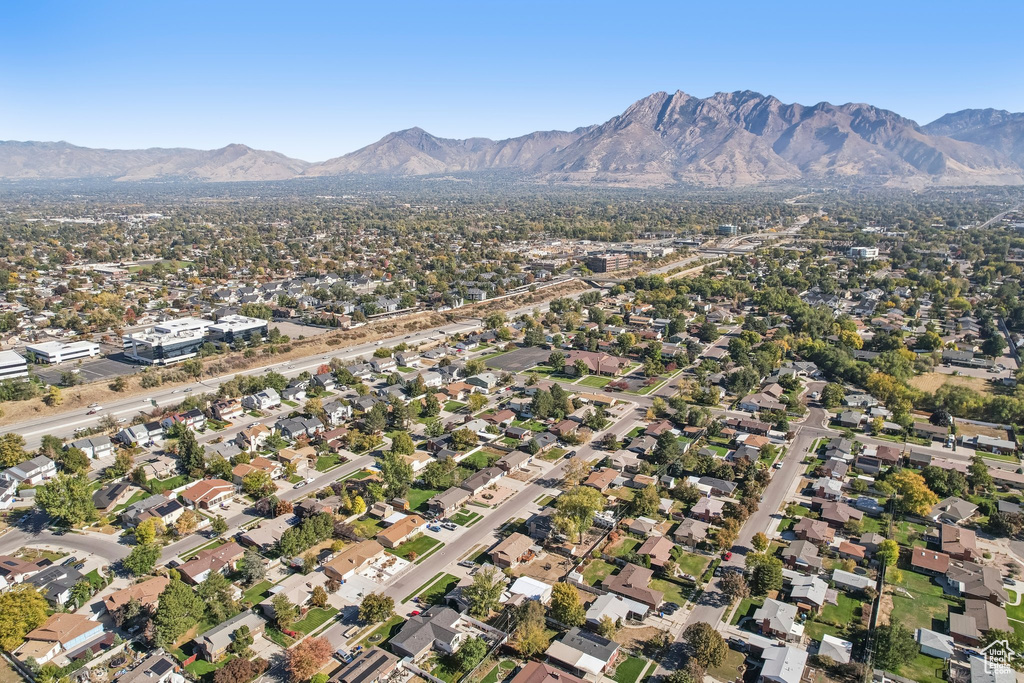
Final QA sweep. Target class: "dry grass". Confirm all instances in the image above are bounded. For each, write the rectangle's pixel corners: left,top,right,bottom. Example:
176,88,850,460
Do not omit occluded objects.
0,280,588,426
909,372,995,396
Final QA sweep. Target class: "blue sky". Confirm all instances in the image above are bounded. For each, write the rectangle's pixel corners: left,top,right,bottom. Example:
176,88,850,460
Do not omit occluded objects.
1,1,1022,161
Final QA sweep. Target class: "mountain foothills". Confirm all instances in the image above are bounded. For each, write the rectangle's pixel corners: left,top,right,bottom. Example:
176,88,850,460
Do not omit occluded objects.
3,90,1024,187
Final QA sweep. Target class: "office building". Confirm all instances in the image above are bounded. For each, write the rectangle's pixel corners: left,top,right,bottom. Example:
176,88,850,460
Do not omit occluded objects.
123,317,213,365
585,253,629,273
718,224,740,236
25,341,100,364
207,315,268,343
0,350,28,381
849,246,879,260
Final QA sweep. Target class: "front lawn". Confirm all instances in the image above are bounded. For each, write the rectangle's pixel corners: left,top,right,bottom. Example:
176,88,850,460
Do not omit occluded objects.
444,401,466,413
292,607,338,634
582,559,617,586
731,596,764,626
359,615,405,648
670,550,710,577
417,573,460,606
579,375,612,388
650,577,694,606
706,647,746,683
241,580,273,605
450,510,482,526
316,454,341,471
612,656,651,683
388,534,441,560
540,447,566,462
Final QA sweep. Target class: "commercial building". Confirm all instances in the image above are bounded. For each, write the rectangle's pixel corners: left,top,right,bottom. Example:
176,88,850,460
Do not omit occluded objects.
26,340,100,364
123,317,213,365
717,224,740,236
0,350,28,381
848,246,880,260
207,315,268,343
584,253,629,273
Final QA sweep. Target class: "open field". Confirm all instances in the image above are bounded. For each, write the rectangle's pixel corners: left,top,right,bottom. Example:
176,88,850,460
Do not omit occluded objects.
909,372,996,396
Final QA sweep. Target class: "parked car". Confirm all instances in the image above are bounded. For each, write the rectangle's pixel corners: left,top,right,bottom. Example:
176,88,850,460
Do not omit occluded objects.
336,650,352,663
294,481,307,489
427,524,442,532
442,522,457,531
723,551,733,561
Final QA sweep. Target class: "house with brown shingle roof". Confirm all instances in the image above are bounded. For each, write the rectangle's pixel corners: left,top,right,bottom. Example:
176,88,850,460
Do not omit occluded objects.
490,532,535,569
177,541,244,585
910,548,950,575
180,478,234,509
324,540,385,582
940,523,981,562
601,563,664,609
103,576,170,614
793,517,834,544
376,515,425,549
583,468,618,492
637,536,674,568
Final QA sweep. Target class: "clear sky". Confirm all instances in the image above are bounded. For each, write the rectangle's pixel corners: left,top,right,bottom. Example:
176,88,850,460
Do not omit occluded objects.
1,0,1022,162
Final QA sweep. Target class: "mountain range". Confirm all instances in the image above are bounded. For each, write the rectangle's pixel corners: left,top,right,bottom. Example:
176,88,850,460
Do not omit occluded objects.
3,91,1024,187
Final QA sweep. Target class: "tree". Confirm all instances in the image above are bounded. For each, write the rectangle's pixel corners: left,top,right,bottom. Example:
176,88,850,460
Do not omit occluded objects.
243,470,276,498
109,450,135,477
719,571,750,602
887,469,939,516
821,383,845,408
43,385,62,407
548,351,566,374
359,593,395,624
311,585,328,608
549,583,585,627
135,518,162,545
632,484,660,517
697,321,720,343
456,637,488,671
751,532,770,554
553,486,606,542
467,392,488,413
36,472,96,526
562,457,589,487
969,455,994,493
286,636,332,683
651,430,680,465
228,625,255,656
212,515,228,536
199,572,238,623
463,566,504,618
512,600,549,657
237,549,267,586
423,392,441,417
0,433,26,468
215,658,269,683
0,585,48,651
57,446,89,474
573,359,589,377
873,621,918,672
175,509,199,536
154,579,205,647
876,539,900,567
596,615,617,639
175,426,207,475
350,495,366,515
378,450,413,497
748,554,783,596
389,431,415,456
683,622,727,668
272,594,298,631
123,543,160,576
364,402,388,434
304,397,325,422
451,428,478,451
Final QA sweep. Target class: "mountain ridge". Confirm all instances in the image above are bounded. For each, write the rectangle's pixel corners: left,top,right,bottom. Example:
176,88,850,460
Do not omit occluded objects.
3,91,1024,187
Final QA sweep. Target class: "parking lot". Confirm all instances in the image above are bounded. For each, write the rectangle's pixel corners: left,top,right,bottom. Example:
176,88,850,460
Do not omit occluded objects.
34,354,141,386
482,346,551,373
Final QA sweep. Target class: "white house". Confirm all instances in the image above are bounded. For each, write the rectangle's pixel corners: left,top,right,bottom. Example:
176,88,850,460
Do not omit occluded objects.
3,456,57,485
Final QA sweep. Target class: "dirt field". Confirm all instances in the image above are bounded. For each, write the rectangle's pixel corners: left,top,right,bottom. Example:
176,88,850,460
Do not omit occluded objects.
0,279,588,426
909,372,996,396
614,624,669,652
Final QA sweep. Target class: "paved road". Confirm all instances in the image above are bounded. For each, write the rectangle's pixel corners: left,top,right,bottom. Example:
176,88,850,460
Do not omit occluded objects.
655,403,837,675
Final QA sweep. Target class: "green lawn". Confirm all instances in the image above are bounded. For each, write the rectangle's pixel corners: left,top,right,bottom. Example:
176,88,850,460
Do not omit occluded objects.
110,490,148,514
895,652,946,683
450,510,482,526
417,573,460,606
579,375,612,388
351,516,385,538
359,615,404,648
817,593,864,626
671,550,710,578
293,607,338,634
706,648,746,683
536,495,554,507
804,620,845,642
889,569,951,632
316,454,341,471
480,661,517,683
85,569,106,591
444,401,466,413
512,419,547,432
241,580,274,605
650,578,694,606
185,656,234,681
406,486,442,512
612,656,651,683
387,534,441,560
859,516,883,534
731,596,765,626
462,450,497,470
582,559,617,586
609,537,641,557
148,474,189,494
894,520,929,547
777,518,795,533
1006,601,1024,622
540,447,566,462
180,538,227,562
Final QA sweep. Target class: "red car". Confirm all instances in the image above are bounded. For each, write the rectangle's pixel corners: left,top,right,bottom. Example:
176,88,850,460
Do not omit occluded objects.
723,551,733,561
409,610,421,616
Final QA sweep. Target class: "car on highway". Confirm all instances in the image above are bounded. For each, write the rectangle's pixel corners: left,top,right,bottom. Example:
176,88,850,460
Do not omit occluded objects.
184,387,193,392
87,407,102,415
116,417,127,424
88,403,99,409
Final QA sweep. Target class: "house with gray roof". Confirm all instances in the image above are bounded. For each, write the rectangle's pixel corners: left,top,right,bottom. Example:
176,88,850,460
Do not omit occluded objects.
389,606,465,659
